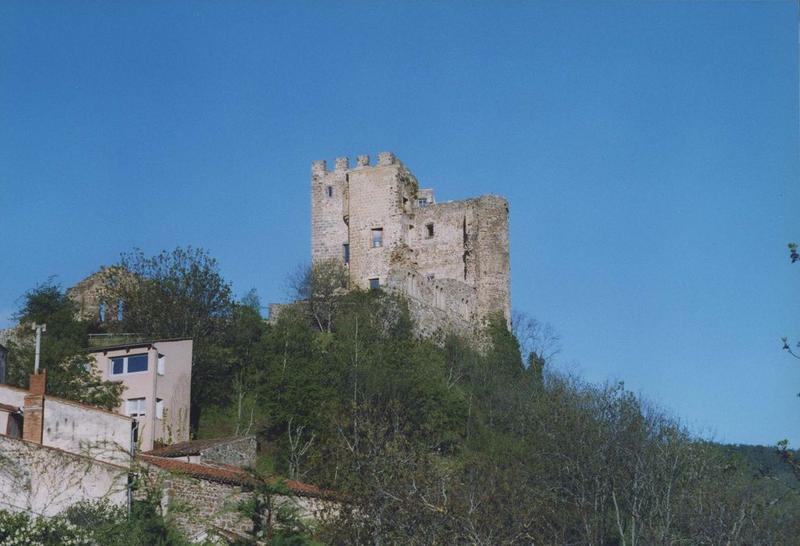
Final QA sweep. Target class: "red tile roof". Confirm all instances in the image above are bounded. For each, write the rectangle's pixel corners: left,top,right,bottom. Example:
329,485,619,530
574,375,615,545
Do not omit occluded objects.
139,454,330,499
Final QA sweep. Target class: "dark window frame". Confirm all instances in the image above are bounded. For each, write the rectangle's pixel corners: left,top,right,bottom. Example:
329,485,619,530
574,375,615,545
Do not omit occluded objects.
111,353,149,375
371,228,384,248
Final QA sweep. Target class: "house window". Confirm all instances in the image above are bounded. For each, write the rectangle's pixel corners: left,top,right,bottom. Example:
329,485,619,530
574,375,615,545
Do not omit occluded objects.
325,185,333,198
112,358,124,375
116,299,123,321
343,243,350,264
369,278,380,290
371,228,383,248
126,398,146,418
156,398,164,420
111,353,149,375
157,354,165,376
417,198,428,207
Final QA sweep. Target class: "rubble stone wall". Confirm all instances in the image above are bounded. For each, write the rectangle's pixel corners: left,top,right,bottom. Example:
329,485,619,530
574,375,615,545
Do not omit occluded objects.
309,153,510,333
162,474,331,541
200,436,257,467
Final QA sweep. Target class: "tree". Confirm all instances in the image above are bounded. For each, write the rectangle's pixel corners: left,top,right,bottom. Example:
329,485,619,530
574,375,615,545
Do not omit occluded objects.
780,241,800,480
102,247,237,429
235,469,320,545
4,280,123,410
782,243,800,360
511,310,561,377
289,259,348,333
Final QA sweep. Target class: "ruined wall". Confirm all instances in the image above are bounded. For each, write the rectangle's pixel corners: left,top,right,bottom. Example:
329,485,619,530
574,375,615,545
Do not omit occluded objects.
309,152,511,332
412,200,476,284
472,195,511,323
347,153,418,290
311,159,349,264
0,434,128,517
386,268,477,326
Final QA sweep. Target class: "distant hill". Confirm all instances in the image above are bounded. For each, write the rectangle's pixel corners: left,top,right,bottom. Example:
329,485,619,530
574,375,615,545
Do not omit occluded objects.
720,443,799,489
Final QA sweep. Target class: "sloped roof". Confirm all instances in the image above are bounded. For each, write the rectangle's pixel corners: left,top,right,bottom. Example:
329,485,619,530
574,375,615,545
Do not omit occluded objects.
146,436,248,457
139,454,329,499
86,337,192,353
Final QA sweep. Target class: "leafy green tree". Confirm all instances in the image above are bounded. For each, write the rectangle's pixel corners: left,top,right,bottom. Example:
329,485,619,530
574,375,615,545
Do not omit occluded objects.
102,247,237,429
234,469,320,546
0,499,196,546
5,280,123,409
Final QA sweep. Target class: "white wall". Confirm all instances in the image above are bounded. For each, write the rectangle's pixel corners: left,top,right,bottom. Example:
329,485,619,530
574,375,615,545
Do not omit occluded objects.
0,435,128,517
43,398,132,465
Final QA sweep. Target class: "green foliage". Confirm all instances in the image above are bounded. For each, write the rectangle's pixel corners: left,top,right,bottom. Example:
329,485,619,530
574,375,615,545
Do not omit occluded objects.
10,254,794,544
234,470,320,546
5,280,123,410
190,262,800,545
102,247,247,428
0,500,194,546
0,510,94,545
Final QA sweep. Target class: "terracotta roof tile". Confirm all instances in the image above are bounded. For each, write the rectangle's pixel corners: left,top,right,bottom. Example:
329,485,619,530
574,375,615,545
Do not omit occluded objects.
139,454,330,499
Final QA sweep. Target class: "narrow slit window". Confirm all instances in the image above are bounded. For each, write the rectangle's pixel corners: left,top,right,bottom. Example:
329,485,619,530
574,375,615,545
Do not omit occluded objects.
426,223,434,238
371,228,383,248
343,243,350,264
325,185,333,198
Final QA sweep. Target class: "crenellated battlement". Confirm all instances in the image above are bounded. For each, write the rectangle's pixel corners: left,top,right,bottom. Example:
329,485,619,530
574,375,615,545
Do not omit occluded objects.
311,159,327,176
311,151,401,175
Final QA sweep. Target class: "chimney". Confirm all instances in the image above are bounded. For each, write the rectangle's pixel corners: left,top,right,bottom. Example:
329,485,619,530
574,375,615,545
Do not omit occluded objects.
23,370,46,444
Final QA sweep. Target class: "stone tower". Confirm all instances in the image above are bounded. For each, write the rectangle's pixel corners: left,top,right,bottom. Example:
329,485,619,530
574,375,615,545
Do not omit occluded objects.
311,152,510,334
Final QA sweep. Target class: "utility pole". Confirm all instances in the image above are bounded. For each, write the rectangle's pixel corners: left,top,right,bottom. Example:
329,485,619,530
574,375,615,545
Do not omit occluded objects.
31,323,46,374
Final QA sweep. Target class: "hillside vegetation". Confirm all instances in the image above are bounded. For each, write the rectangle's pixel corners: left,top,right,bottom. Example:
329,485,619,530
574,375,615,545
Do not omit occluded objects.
4,248,799,545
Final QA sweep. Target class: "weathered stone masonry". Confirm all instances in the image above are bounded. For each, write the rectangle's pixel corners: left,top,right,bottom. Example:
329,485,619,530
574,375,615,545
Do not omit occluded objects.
311,152,511,333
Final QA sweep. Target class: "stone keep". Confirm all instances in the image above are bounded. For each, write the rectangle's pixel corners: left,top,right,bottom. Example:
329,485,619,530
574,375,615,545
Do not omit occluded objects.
311,152,510,331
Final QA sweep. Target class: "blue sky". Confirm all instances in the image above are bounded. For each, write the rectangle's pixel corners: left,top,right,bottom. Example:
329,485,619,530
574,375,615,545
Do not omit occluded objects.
0,1,797,446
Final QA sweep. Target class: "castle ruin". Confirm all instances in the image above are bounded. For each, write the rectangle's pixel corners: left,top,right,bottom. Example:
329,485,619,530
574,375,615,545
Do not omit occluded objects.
311,152,510,336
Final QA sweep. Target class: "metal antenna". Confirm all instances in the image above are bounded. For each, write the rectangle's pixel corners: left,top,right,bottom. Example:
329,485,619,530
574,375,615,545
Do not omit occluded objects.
31,323,46,374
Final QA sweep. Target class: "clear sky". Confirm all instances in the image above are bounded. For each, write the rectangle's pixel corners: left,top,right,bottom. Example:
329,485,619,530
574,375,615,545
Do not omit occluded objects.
1,1,798,446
